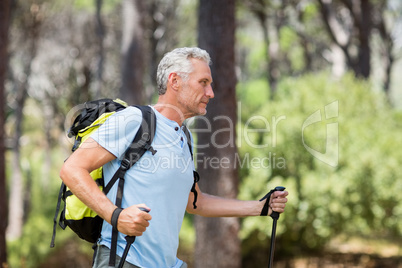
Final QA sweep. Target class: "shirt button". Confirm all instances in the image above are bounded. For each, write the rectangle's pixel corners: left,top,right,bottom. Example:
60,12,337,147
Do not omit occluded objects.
175,127,179,131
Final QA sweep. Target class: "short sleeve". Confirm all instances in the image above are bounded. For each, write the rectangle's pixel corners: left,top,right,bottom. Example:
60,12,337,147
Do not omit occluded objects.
91,106,142,159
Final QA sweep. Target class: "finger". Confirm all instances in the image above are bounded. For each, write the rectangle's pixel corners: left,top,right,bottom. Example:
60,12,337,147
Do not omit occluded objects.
272,191,288,198
136,204,151,212
133,213,151,227
272,207,285,213
272,197,288,204
271,203,286,213
134,204,152,221
139,211,152,222
128,218,150,236
271,201,286,209
130,228,146,237
135,219,150,228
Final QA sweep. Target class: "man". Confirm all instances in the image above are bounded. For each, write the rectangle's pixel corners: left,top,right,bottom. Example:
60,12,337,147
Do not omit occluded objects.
60,47,288,268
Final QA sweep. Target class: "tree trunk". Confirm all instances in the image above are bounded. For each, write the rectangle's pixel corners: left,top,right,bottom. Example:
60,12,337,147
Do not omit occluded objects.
7,69,29,241
376,2,395,99
120,0,145,105
247,0,281,99
7,2,40,240
41,97,54,191
195,1,240,267
267,14,281,99
94,0,105,99
357,0,371,78
318,0,353,75
319,0,373,78
0,0,10,265
145,0,179,103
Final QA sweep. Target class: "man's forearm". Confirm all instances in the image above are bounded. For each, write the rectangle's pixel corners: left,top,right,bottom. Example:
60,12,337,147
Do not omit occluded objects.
187,186,288,217
189,192,263,217
60,165,116,224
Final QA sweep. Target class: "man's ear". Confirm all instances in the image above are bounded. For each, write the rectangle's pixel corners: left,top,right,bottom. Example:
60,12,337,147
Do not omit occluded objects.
168,73,181,91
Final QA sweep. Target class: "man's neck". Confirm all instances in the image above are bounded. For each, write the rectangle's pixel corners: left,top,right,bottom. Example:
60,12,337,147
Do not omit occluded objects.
154,96,186,126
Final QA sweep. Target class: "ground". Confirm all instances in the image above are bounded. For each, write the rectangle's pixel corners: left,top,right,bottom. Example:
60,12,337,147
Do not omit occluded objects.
40,238,402,268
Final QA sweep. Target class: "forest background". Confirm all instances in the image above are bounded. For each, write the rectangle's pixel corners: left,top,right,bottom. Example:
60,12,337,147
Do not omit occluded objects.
1,0,402,267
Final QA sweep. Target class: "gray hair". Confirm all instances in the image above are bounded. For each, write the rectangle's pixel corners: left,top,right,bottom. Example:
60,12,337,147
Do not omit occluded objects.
156,47,211,95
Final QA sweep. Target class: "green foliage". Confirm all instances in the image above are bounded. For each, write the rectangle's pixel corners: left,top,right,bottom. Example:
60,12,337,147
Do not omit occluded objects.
279,26,305,71
176,0,198,47
8,215,61,268
5,96,86,267
238,72,402,257
6,140,75,267
237,79,270,114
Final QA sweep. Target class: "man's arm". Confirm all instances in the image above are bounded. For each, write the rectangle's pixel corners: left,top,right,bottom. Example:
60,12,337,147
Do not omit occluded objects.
186,183,288,217
60,137,152,236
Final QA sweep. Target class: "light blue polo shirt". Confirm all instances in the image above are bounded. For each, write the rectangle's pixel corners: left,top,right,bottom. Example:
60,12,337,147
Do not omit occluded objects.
91,106,194,268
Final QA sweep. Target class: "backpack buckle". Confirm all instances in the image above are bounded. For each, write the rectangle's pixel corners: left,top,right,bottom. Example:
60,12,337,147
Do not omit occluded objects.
144,144,157,155
120,158,131,171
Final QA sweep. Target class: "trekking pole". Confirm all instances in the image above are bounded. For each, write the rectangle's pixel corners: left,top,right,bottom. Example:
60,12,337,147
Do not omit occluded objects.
118,236,135,268
268,186,286,268
117,207,149,268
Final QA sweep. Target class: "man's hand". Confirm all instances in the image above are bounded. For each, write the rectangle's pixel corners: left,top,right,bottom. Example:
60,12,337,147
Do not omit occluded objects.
259,190,289,216
268,191,288,215
116,204,152,236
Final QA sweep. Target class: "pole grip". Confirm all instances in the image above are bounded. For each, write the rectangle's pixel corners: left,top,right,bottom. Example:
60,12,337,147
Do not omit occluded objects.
270,186,286,220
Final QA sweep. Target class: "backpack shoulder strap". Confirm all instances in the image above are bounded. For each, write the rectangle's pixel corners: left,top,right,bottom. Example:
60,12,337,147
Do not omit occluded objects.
125,105,157,160
103,105,157,195
106,105,157,267
182,125,193,160
182,125,199,209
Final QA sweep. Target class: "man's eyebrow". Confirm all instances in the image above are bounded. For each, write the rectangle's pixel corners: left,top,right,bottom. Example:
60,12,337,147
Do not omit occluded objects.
200,77,213,83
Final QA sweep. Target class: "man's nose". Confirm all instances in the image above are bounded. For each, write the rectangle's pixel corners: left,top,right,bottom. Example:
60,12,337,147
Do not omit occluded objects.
206,85,214,99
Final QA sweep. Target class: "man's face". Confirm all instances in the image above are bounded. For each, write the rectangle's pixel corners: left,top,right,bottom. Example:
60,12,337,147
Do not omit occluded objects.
178,58,214,118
